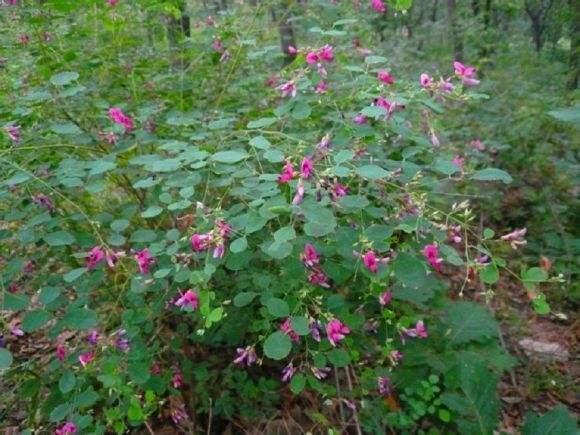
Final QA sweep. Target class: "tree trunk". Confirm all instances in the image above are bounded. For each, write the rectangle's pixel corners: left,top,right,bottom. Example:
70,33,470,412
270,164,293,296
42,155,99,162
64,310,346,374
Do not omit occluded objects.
472,0,480,15
271,5,297,65
431,0,439,22
168,1,190,49
567,0,579,89
447,0,463,61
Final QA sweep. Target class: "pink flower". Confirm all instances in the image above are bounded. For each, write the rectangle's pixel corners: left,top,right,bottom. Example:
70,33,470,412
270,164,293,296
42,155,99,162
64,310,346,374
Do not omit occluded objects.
32,194,55,212
326,319,350,346
500,228,527,249
301,243,320,267
377,70,394,85
191,233,212,252
332,183,348,199
471,139,486,151
452,155,465,170
453,61,480,86
317,133,331,150
362,250,379,273
379,291,392,307
287,45,298,55
430,131,440,147
55,422,77,435
280,318,300,343
11,326,24,337
86,246,106,269
277,80,297,98
172,367,183,388
405,320,428,338
79,351,95,367
374,96,392,113
390,350,404,363
370,0,386,13
134,248,155,274
5,125,20,142
377,376,391,395
212,38,224,52
300,156,314,179
315,81,329,94
212,242,226,258
305,51,320,64
311,366,331,380
215,219,232,238
449,225,462,244
308,268,330,288
56,345,67,361
106,0,119,5
310,321,322,342
438,78,455,93
234,346,257,367
422,244,443,271
318,44,334,62
353,113,368,125
108,107,134,132
292,179,305,205
278,160,295,184
420,73,433,88
174,289,199,311
87,329,100,345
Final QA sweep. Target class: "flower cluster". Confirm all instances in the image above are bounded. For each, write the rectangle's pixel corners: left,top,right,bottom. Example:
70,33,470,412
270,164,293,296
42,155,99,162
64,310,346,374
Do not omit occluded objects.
191,218,232,259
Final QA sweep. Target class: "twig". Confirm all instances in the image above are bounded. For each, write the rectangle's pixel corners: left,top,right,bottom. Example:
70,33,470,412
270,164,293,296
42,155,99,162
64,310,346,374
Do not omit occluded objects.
345,366,363,435
144,421,155,435
206,398,213,435
333,367,346,429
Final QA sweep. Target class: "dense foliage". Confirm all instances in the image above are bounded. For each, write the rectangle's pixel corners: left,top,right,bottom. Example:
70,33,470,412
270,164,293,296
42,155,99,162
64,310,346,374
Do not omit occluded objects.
0,0,577,434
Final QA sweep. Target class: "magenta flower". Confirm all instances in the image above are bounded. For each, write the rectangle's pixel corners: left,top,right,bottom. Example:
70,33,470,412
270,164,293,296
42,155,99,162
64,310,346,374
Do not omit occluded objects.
326,319,350,346
500,228,527,249
86,246,106,269
438,78,455,93
191,233,211,252
212,242,225,258
318,44,334,62
278,160,295,184
87,329,100,345
453,61,480,86
5,125,20,142
56,345,67,361
353,113,368,125
234,346,257,367
422,244,443,272
362,250,379,273
134,248,155,274
390,350,404,363
55,422,77,435
377,70,394,85
471,139,486,151
10,326,23,337
375,96,392,113
215,219,232,238
305,51,319,64
405,320,428,338
108,107,134,132
317,133,331,150
370,0,386,13
79,351,95,367
301,243,320,267
174,289,199,311
277,80,297,98
332,183,348,199
308,268,330,288
449,225,462,244
114,329,130,352
280,318,300,343
315,80,329,94
172,367,183,388
287,45,298,55
311,366,331,380
292,179,305,205
420,73,433,88
212,37,224,52
377,376,391,395
281,362,296,382
379,291,392,307
300,156,314,179
106,0,119,5
452,155,465,170
32,194,55,212
310,320,322,342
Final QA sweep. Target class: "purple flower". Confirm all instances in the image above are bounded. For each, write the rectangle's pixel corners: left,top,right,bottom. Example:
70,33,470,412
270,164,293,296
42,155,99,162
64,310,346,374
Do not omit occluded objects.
500,228,527,249
420,73,433,88
278,160,295,184
379,291,392,307
79,351,95,367
308,268,330,288
174,289,199,311
114,329,130,352
134,248,155,274
310,320,322,342
377,376,391,395
332,183,348,200
108,107,135,132
390,350,404,363
362,250,379,273
55,422,77,435
172,367,183,388
404,320,428,339
191,233,212,252
292,179,305,205
353,114,368,125
277,80,297,98
300,156,314,179
87,329,100,345
281,362,296,382
301,243,320,267
233,346,257,367
377,70,394,85
5,125,20,143
326,319,350,347
32,194,55,212
56,344,67,361
311,366,331,379
86,246,106,269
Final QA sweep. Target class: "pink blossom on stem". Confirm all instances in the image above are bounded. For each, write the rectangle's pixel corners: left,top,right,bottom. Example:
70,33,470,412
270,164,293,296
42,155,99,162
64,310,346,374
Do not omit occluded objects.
377,376,391,395
5,125,20,142
422,244,443,271
108,107,134,132
87,329,100,345
287,45,298,55
374,96,392,113
362,250,379,273
452,155,465,170
280,318,300,343
79,351,95,367
277,80,297,98
318,44,334,62
500,228,527,249
300,156,314,179
379,291,392,307
212,242,226,259
332,183,348,199
390,350,404,363
134,248,155,274
86,246,106,269
234,346,257,367
191,233,212,252
215,219,232,239
278,160,295,184
305,51,319,64
56,345,67,361
377,70,394,85
107,0,119,6
55,422,77,435
174,289,199,311
315,80,329,94
326,319,350,346
471,139,486,151
370,0,386,13
311,366,331,379
449,225,462,244
438,78,455,93
405,320,428,339
420,73,433,88
353,113,368,125
172,367,183,388
281,362,296,382
453,61,480,86
308,268,330,288
301,243,320,267
292,179,305,205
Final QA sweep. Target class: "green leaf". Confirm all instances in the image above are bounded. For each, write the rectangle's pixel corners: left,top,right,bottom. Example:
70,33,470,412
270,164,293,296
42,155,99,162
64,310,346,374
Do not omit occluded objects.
130,229,157,243
364,55,387,64
59,370,76,394
531,294,551,315
361,106,386,119
444,302,498,345
247,117,277,129
480,263,499,284
393,253,426,286
263,240,293,259
49,403,72,422
0,348,13,369
265,297,290,318
471,168,512,184
334,150,355,165
22,309,52,332
263,331,292,360
290,373,306,394
547,105,580,125
339,195,370,210
110,219,130,232
39,287,61,305
63,267,87,283
291,316,310,335
522,405,577,435
50,71,79,86
233,292,258,307
249,136,271,150
51,122,83,135
44,231,76,246
273,226,296,242
263,149,285,163
290,101,311,120
356,164,390,180
230,237,248,253
2,293,30,311
327,349,350,367
64,308,98,330
141,206,163,218
211,150,249,164
522,267,548,290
